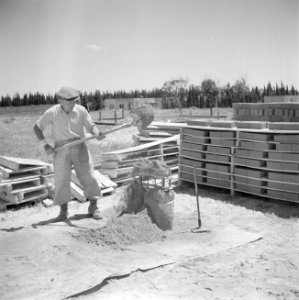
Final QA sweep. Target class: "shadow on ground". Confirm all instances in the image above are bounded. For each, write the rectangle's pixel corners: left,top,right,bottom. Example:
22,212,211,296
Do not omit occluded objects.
175,182,299,219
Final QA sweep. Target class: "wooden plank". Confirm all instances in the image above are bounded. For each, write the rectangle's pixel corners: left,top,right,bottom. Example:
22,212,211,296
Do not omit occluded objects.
149,131,173,137
0,184,51,204
0,165,52,182
13,183,49,198
0,173,42,183
71,182,85,202
71,170,117,189
101,135,180,161
100,161,119,169
18,188,49,203
148,122,188,130
101,166,133,179
101,186,115,195
0,156,51,171
0,178,41,194
93,171,117,188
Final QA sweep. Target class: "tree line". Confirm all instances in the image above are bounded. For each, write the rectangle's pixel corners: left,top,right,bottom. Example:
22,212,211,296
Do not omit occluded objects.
1,79,298,112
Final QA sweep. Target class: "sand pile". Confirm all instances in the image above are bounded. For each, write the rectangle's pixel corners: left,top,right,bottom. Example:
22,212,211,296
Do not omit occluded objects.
73,209,166,250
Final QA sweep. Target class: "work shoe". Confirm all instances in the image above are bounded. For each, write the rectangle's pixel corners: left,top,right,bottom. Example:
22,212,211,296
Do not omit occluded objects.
88,199,102,220
55,203,68,222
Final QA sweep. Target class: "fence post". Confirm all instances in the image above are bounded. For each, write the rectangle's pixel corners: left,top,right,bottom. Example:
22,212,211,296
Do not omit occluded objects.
99,110,101,120
122,109,124,119
114,110,117,125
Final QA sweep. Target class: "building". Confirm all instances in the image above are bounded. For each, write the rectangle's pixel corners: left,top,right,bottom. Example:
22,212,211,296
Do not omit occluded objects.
104,98,163,110
264,95,299,103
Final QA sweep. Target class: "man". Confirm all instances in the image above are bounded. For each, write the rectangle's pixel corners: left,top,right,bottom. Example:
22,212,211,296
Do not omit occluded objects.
33,87,104,221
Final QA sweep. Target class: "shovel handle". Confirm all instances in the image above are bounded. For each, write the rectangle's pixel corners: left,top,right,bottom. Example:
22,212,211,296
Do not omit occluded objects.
55,121,134,151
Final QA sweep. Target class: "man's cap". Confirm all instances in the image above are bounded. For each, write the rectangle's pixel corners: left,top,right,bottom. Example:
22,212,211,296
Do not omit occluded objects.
56,87,80,101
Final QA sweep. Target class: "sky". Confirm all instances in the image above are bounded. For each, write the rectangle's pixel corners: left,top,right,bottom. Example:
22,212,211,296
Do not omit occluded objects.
0,0,298,97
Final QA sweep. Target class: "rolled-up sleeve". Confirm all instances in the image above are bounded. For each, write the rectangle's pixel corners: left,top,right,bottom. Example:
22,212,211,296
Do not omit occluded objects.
82,108,96,132
36,109,54,131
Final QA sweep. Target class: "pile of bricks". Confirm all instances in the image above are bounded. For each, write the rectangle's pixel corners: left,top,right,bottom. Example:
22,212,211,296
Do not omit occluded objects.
179,121,299,203
233,103,299,122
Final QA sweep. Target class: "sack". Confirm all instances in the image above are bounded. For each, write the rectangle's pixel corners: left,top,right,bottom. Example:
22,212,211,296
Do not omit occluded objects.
115,179,145,216
144,187,175,231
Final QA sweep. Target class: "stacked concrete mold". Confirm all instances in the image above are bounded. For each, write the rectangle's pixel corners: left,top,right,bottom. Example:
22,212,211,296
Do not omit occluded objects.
233,103,299,122
179,121,299,203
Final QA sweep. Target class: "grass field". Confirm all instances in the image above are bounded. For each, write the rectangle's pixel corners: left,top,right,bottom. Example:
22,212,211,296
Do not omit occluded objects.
0,105,233,165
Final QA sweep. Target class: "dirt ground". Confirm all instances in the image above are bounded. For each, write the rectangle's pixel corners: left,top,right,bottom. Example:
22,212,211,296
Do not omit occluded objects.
1,184,299,300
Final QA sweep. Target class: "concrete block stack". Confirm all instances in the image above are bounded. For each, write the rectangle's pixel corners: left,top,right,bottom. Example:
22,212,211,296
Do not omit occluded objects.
233,103,299,122
266,133,299,202
179,123,235,189
179,120,299,203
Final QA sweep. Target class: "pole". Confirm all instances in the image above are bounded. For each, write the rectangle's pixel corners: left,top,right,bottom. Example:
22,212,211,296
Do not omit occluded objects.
193,166,201,228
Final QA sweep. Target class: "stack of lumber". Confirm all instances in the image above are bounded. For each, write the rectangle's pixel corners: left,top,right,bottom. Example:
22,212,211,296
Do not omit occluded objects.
179,121,299,203
0,156,53,209
70,170,117,202
98,135,180,185
233,103,299,122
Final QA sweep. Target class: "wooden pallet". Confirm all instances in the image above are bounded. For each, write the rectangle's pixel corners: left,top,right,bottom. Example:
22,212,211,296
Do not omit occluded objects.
0,176,43,193
0,184,53,211
0,156,53,171
0,164,53,182
0,182,52,204
71,182,115,202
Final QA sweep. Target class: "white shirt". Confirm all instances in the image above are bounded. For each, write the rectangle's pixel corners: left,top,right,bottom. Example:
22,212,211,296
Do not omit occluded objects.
37,104,95,142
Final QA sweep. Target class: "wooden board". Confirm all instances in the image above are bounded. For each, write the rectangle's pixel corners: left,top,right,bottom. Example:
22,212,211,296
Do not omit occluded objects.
0,177,42,194
100,166,133,179
101,135,180,161
71,170,117,190
71,182,85,202
0,165,52,182
0,156,51,171
0,183,51,204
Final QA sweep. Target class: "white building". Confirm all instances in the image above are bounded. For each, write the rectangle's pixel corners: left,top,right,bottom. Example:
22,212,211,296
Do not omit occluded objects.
104,98,163,110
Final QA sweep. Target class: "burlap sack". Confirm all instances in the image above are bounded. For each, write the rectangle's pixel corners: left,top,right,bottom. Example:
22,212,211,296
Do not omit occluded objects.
144,187,175,231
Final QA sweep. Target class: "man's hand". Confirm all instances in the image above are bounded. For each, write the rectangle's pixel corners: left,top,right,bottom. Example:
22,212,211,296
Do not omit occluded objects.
44,144,55,156
97,132,105,141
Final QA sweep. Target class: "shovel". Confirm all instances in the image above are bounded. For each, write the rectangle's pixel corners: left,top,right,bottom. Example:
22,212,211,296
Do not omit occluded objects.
191,166,210,233
55,104,154,152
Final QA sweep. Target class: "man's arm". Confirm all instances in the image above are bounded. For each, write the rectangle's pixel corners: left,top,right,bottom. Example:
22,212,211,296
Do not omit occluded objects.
90,125,105,140
33,123,46,141
33,123,55,155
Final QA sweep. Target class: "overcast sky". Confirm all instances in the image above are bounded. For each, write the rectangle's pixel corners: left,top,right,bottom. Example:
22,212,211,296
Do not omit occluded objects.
0,0,298,96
